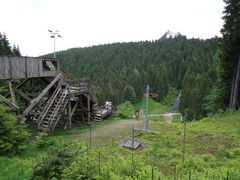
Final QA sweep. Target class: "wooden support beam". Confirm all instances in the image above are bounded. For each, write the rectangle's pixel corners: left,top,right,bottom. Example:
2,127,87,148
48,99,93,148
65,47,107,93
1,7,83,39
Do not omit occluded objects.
70,101,79,117
23,73,62,116
79,105,88,111
68,117,81,125
87,94,91,124
8,81,16,105
0,94,20,110
68,101,72,129
14,89,32,102
5,78,29,98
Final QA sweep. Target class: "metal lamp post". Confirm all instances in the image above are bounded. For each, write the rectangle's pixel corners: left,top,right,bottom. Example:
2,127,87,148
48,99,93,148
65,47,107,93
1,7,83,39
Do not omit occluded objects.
48,30,62,59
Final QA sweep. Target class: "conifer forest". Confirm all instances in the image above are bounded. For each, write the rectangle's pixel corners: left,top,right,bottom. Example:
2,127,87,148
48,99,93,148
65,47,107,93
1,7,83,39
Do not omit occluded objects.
0,0,240,179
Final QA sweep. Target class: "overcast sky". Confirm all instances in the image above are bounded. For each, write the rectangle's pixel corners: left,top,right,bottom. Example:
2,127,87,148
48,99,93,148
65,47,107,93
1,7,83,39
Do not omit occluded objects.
1,0,225,57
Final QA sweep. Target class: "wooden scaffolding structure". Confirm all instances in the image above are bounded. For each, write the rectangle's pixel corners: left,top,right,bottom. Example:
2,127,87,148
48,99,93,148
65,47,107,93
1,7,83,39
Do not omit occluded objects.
0,56,113,132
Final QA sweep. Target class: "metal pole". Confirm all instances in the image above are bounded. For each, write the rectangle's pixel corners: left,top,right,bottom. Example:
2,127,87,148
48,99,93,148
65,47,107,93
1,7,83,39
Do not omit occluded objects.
54,34,56,59
182,121,186,163
48,30,61,59
89,123,92,150
152,166,154,180
145,85,149,132
98,151,101,175
132,123,135,178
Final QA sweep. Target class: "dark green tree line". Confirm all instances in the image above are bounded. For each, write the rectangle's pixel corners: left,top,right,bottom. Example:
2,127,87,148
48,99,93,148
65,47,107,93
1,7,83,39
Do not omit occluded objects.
53,36,219,119
220,0,240,110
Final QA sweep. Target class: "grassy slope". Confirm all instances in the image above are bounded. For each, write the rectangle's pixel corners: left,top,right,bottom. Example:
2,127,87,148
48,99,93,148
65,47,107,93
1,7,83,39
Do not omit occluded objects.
1,99,240,179
134,98,170,114
105,111,240,178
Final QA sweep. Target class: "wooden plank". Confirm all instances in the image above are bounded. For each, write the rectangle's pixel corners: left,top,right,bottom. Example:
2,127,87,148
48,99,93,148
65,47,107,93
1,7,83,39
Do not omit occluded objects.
8,81,16,105
23,73,62,115
26,57,37,77
0,56,10,79
0,56,63,79
38,58,43,77
68,102,72,129
70,101,78,117
0,94,20,110
12,57,26,79
5,78,29,98
87,94,90,124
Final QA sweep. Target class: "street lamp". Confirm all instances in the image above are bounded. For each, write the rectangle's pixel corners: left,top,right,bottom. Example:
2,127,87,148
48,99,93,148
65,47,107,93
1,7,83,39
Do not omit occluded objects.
48,30,62,59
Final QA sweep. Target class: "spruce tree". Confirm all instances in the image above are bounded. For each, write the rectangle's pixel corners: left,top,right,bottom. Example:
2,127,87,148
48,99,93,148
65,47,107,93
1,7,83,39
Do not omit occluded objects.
0,103,29,155
220,0,240,109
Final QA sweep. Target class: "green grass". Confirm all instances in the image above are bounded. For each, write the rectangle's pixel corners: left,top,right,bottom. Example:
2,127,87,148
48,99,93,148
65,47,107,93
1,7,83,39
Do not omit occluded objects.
0,144,46,180
134,98,170,114
1,109,240,179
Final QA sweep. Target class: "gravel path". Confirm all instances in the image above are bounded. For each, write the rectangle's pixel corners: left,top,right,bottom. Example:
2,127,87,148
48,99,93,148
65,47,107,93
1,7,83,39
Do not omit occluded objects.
69,119,144,146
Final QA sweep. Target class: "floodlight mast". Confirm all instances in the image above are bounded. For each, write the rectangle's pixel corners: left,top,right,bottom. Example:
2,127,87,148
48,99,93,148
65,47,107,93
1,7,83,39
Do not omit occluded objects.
48,30,62,59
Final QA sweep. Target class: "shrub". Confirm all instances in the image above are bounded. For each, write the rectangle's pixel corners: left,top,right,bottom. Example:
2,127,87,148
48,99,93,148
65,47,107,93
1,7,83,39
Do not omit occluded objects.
32,142,82,179
35,133,56,149
0,104,30,155
117,101,134,119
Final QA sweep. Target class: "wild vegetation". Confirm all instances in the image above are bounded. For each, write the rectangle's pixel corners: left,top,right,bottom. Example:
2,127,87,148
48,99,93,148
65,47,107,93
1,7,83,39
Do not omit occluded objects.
1,103,240,179
54,36,219,120
0,0,240,179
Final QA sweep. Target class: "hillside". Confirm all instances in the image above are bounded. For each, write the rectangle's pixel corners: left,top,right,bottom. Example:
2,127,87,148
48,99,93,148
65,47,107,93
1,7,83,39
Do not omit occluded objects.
1,110,240,179
134,97,170,114
50,36,219,119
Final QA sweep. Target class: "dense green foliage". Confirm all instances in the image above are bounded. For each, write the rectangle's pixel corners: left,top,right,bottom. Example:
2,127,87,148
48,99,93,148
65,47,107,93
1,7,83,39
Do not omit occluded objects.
0,33,25,154
2,111,239,179
219,0,240,109
0,104,30,155
1,0,240,178
35,133,56,149
53,36,219,119
117,101,135,119
32,144,74,179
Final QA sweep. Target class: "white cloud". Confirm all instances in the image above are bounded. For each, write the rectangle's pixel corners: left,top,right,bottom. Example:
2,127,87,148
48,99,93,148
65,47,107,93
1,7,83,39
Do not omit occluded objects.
0,0,225,56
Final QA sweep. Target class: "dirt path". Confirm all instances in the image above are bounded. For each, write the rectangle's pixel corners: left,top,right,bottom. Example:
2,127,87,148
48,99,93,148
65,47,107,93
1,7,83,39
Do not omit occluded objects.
69,119,144,147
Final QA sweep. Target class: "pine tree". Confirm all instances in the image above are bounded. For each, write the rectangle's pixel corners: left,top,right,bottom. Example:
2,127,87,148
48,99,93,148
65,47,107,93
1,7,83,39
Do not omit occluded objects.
123,85,136,103
1,33,12,55
12,44,21,56
220,0,240,109
0,32,21,56
0,103,30,154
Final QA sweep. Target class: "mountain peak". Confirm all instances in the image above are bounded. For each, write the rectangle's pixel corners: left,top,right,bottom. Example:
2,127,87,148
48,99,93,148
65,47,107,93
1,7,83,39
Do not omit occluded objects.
160,30,181,40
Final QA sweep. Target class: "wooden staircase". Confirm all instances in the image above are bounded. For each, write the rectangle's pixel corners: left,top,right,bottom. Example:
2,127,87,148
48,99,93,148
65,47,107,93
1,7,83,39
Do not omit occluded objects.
94,103,114,121
38,79,69,132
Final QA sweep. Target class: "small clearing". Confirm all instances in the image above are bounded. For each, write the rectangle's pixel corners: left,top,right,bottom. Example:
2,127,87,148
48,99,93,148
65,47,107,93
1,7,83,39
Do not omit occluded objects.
69,119,145,147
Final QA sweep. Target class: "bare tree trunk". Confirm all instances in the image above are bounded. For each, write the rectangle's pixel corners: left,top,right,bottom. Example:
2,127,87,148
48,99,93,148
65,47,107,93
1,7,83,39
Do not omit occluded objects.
231,54,240,109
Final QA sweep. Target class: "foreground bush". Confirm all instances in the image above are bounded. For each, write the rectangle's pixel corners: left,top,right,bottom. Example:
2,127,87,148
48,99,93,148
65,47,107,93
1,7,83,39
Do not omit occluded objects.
0,104,30,155
117,101,134,119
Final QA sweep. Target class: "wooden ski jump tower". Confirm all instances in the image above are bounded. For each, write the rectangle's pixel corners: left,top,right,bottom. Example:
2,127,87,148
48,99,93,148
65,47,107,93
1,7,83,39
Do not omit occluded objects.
0,56,106,132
